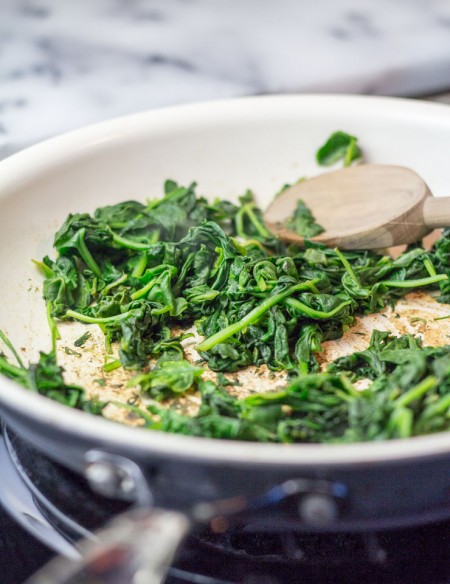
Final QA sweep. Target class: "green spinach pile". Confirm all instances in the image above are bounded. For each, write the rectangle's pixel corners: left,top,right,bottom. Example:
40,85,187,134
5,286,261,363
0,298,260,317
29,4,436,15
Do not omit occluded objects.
1,131,449,443
128,330,450,442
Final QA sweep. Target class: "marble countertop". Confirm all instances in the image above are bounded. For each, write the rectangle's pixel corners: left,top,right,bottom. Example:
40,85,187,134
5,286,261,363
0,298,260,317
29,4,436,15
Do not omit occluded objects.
1,0,450,158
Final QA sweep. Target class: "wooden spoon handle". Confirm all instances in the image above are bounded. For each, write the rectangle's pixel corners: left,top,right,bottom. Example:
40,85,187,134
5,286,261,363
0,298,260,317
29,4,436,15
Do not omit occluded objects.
423,197,450,229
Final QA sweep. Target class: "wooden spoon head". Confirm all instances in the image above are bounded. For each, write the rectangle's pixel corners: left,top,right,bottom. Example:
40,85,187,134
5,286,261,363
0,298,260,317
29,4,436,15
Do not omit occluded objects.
264,164,432,249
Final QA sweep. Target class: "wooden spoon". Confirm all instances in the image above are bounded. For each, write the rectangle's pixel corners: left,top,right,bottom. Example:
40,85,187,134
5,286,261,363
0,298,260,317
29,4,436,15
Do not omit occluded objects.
264,164,450,249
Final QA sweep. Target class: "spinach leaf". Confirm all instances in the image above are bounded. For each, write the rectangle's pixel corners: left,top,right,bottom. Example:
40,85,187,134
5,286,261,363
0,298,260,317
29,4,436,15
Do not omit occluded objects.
285,199,324,238
316,131,361,167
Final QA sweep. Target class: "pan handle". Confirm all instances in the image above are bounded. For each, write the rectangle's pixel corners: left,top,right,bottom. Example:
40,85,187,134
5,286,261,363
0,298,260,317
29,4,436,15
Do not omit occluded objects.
27,507,190,584
26,448,349,582
28,450,191,584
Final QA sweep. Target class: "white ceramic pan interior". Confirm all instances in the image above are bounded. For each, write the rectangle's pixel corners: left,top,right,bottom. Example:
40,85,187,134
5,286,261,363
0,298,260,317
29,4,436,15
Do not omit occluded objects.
0,94,449,466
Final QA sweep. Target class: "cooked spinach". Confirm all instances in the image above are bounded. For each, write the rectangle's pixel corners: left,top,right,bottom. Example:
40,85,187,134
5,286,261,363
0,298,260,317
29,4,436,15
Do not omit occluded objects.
0,337,105,414
74,331,91,347
35,182,449,376
284,199,325,238
121,329,450,441
316,130,362,167
0,132,449,443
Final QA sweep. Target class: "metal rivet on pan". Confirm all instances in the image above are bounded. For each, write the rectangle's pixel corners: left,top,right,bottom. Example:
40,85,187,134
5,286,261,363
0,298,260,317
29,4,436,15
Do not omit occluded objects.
298,493,338,525
84,460,129,499
83,450,154,506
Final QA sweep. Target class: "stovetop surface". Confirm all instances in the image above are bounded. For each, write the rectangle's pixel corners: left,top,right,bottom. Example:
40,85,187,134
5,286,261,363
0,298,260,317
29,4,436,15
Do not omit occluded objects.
0,503,53,584
1,428,449,584
4,506,447,584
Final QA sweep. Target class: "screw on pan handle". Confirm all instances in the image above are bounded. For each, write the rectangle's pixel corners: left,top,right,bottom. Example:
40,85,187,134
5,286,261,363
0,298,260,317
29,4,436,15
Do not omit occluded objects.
255,478,348,526
27,508,190,584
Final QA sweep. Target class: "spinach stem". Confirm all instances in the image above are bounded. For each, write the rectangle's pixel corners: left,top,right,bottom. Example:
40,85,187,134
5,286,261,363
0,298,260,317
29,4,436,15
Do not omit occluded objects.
132,253,148,278
66,309,134,324
197,280,319,352
334,248,362,287
103,359,122,372
389,407,413,438
111,232,152,251
0,330,25,369
381,274,447,289
244,204,272,238
131,277,157,301
101,273,128,296
284,298,352,320
396,376,437,408
420,393,450,419
112,401,155,425
423,257,436,277
236,202,271,239
46,301,60,352
0,356,27,382
343,138,357,167
77,228,102,278
434,314,450,321
31,259,54,278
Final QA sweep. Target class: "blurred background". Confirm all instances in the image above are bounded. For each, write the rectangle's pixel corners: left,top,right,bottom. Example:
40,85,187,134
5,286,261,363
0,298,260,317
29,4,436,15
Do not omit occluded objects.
1,0,450,160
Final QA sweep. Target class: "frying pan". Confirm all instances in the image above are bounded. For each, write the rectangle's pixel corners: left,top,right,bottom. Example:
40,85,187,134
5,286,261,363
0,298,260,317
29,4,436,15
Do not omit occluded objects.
0,96,449,579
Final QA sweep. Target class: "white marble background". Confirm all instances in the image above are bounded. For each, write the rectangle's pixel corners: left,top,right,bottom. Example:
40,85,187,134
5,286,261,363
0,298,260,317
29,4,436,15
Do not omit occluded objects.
1,0,450,157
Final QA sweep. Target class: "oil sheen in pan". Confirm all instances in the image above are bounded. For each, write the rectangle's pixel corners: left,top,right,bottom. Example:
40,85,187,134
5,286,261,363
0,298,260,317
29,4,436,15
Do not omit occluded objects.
54,290,450,428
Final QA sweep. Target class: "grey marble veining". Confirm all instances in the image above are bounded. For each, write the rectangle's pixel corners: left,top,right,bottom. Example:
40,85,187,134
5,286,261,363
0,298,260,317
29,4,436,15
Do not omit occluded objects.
1,0,450,156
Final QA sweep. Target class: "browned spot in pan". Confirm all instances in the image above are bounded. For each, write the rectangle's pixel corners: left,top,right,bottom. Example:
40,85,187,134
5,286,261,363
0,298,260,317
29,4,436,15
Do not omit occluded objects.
56,291,450,426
